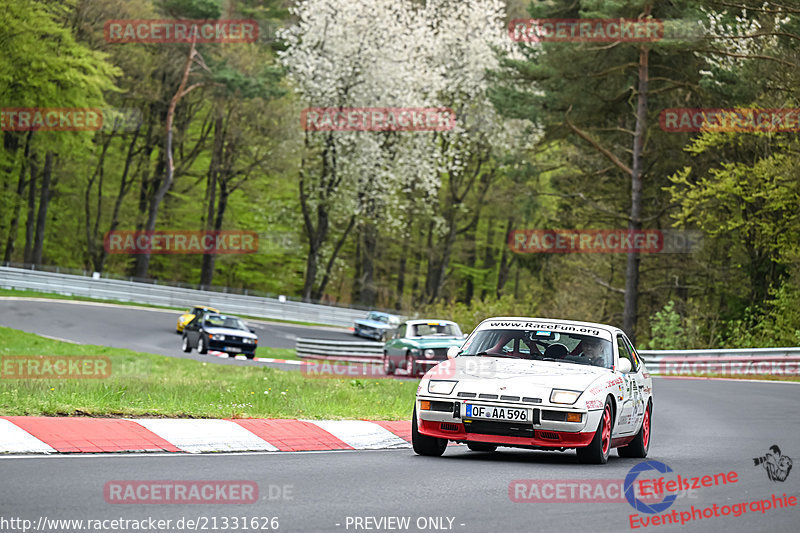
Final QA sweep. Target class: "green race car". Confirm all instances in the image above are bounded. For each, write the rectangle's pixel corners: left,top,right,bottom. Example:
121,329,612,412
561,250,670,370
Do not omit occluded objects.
383,319,466,376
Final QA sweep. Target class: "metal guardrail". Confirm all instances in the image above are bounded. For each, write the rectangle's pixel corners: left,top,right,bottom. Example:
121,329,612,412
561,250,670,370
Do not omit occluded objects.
639,348,800,377
0,266,366,328
296,338,384,362
293,340,800,377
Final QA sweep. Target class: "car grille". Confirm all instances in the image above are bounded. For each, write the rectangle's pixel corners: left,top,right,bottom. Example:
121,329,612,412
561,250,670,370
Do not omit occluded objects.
463,420,534,438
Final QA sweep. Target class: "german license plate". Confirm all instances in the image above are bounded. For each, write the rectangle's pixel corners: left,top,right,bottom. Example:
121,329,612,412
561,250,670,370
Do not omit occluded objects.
227,346,242,353
465,404,529,422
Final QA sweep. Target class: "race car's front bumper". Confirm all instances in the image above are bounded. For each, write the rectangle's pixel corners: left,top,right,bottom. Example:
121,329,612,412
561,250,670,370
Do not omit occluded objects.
415,396,600,449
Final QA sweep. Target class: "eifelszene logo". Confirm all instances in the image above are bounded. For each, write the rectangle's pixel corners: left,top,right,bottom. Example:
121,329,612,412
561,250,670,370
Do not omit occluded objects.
753,445,793,482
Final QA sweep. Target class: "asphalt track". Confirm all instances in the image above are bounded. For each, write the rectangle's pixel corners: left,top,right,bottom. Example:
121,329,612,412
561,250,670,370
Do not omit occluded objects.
0,298,357,370
1,299,799,532
0,379,798,532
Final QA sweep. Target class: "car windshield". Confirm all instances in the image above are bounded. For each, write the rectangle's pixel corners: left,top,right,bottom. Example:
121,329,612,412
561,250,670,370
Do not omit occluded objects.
412,323,462,337
460,328,613,369
204,316,247,331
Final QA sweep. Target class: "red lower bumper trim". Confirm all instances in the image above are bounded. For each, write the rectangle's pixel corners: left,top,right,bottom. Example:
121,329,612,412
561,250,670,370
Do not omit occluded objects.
418,419,595,448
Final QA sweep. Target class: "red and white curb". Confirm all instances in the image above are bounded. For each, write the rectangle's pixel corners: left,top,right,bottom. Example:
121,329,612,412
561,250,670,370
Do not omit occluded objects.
0,417,411,454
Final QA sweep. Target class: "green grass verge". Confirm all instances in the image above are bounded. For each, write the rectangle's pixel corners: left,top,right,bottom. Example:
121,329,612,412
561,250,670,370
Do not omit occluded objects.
0,327,415,419
0,288,342,328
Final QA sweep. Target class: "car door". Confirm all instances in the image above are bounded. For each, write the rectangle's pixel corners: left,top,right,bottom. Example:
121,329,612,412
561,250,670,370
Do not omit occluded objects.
621,334,647,432
386,323,406,364
184,316,200,346
615,334,638,435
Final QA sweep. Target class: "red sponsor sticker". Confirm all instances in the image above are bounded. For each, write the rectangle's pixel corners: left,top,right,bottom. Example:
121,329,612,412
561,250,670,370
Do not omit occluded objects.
509,18,663,42
104,230,258,255
660,108,800,133
300,107,455,132
1,356,111,379
104,481,258,504
104,20,259,43
1,108,103,131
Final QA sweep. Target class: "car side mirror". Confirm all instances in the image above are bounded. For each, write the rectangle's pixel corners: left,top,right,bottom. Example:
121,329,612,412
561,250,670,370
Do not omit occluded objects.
447,346,460,359
617,358,632,374
249,328,255,334
462,333,468,339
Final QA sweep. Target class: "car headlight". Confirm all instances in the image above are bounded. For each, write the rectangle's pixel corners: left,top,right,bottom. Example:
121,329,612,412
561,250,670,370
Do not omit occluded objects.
211,334,225,341
424,349,435,359
243,338,255,344
428,380,457,395
550,389,582,405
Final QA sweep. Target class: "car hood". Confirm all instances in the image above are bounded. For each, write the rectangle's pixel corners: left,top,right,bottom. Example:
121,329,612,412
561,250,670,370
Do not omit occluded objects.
203,327,257,339
409,337,464,349
355,319,395,329
425,357,611,399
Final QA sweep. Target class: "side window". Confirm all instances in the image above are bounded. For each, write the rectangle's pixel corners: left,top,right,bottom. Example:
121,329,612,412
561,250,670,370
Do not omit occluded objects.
616,334,639,372
623,336,641,371
395,324,406,339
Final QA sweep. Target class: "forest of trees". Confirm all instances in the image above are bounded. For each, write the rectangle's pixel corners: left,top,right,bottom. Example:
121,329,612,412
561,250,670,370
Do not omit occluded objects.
2,0,799,348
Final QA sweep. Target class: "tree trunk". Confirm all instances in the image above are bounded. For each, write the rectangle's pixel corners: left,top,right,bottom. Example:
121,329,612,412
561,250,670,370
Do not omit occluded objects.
622,44,649,343
200,110,224,289
3,132,32,263
394,231,409,310
32,151,53,265
480,216,495,300
496,217,515,296
463,222,477,305
23,151,38,264
134,38,201,279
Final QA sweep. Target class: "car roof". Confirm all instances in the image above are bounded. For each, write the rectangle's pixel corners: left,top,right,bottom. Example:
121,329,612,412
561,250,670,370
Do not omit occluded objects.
404,319,458,326
475,316,621,335
192,305,218,310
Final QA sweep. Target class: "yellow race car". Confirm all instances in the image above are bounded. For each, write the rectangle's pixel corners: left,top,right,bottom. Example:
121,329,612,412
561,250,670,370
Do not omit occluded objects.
176,305,219,334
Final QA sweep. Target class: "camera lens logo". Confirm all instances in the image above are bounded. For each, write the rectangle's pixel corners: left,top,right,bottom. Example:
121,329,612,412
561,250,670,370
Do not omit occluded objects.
624,460,677,514
753,445,793,482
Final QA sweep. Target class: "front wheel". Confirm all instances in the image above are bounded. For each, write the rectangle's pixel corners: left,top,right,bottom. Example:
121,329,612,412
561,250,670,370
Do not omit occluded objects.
618,401,651,458
197,335,208,354
576,398,613,464
181,335,192,353
383,354,395,375
405,355,416,376
412,408,447,456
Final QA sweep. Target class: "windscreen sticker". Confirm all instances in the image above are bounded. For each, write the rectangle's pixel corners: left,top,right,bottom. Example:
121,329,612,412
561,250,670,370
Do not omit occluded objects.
484,321,609,339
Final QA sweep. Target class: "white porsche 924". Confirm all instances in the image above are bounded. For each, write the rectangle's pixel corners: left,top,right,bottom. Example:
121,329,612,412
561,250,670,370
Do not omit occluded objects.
413,317,652,464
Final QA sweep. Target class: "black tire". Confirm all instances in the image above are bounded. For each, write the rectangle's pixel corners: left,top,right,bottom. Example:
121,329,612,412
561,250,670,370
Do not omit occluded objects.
246,353,255,360
353,327,360,337
467,442,497,452
576,398,613,464
181,335,192,353
176,329,181,334
383,353,395,375
412,408,447,457
405,355,416,376
618,401,651,458
197,335,208,354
